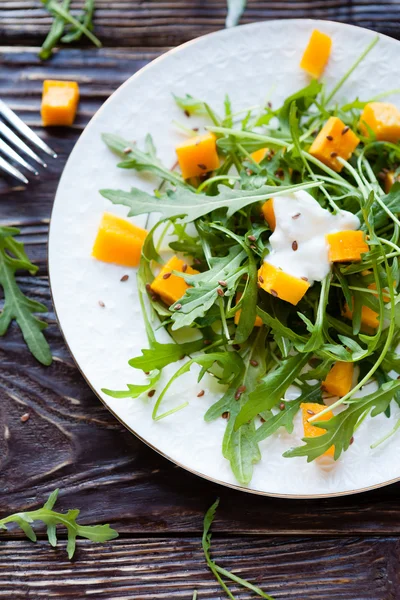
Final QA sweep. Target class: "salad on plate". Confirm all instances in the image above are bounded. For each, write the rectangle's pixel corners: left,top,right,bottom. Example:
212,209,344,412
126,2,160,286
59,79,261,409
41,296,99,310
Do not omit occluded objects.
92,30,400,486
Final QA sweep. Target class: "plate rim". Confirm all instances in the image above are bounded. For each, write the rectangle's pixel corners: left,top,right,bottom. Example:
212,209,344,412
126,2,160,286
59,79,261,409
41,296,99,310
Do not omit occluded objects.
48,17,400,499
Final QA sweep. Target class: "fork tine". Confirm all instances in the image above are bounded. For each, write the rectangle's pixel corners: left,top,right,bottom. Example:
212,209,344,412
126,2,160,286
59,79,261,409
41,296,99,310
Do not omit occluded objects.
0,138,39,176
0,121,47,168
0,100,57,159
0,155,28,185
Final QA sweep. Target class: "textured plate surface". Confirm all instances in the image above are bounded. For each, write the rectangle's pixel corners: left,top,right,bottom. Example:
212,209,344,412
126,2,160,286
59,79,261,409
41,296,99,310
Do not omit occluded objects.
49,19,400,497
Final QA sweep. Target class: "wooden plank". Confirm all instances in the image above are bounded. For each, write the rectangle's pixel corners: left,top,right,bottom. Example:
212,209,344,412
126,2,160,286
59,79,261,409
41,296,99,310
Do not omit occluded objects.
0,536,398,598
1,47,400,537
1,1,400,47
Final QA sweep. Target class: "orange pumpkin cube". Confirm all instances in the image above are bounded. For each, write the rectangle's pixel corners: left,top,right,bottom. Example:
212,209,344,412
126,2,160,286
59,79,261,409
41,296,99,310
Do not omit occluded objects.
258,262,310,305
309,117,360,172
176,132,219,179
301,402,335,458
41,80,80,127
251,148,269,163
323,362,354,397
359,102,400,142
300,30,332,78
92,212,147,267
342,302,379,330
384,170,400,194
261,198,276,231
234,292,263,327
326,230,368,262
150,255,199,306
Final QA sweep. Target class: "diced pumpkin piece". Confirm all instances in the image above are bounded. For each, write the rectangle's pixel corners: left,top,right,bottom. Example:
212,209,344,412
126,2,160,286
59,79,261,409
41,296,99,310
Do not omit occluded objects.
150,256,199,306
301,402,335,458
234,292,263,327
359,102,400,142
342,281,393,330
251,148,269,163
92,212,147,267
323,362,354,397
342,302,379,330
326,230,368,262
258,262,310,305
384,170,400,194
300,30,332,78
261,198,276,231
176,132,219,179
41,80,80,127
309,117,360,172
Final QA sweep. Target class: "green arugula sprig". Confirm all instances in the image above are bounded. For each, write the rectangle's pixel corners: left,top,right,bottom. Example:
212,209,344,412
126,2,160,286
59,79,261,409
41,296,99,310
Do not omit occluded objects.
40,0,101,60
0,226,51,365
0,489,118,559
202,499,275,599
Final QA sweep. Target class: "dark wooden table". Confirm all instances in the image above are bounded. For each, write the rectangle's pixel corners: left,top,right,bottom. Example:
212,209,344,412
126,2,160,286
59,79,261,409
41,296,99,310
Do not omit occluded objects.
1,2,400,598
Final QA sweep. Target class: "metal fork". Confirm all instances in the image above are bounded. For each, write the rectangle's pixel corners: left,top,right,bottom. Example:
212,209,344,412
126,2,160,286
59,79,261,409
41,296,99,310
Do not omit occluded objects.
0,100,57,185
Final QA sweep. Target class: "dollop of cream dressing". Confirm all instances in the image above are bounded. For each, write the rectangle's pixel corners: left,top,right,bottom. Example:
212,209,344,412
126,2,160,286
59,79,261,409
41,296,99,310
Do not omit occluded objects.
265,190,360,284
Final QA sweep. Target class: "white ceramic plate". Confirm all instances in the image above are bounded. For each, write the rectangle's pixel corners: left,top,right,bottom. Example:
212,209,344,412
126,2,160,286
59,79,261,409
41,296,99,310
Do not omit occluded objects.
49,19,400,497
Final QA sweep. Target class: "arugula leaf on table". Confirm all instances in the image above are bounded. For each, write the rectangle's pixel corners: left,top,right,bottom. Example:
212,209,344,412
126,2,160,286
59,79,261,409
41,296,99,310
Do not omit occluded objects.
0,489,118,559
61,0,95,43
40,0,101,60
202,499,275,599
170,246,247,330
254,383,321,443
235,352,311,429
102,133,185,188
0,226,52,366
39,0,71,60
100,181,322,223
284,380,400,462
225,0,247,27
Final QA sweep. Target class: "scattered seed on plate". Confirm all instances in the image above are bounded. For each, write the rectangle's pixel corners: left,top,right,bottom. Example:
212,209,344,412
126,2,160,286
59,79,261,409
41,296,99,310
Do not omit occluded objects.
292,240,298,251
184,109,190,117
197,390,205,397
123,146,132,154
148,389,156,398
120,274,129,282
98,300,105,308
292,212,301,219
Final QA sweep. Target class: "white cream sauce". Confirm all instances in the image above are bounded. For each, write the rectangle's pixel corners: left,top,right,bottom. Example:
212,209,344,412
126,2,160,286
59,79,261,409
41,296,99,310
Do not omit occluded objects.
265,190,360,284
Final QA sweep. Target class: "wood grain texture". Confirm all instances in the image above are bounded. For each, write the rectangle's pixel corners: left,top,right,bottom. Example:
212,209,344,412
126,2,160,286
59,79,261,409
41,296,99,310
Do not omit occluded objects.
1,0,400,47
0,536,399,599
2,10,400,598
1,47,400,538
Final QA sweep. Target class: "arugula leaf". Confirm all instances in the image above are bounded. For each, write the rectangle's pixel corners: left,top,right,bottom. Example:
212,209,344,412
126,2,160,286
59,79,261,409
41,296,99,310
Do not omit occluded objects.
254,383,321,443
102,372,161,398
129,339,206,371
0,226,51,366
102,133,185,188
297,276,331,352
279,80,322,133
284,381,400,462
100,181,321,223
170,247,247,329
39,0,70,60
225,0,247,27
0,489,118,559
61,0,95,43
173,93,206,115
202,499,275,599
40,0,101,55
235,352,311,429
221,329,268,484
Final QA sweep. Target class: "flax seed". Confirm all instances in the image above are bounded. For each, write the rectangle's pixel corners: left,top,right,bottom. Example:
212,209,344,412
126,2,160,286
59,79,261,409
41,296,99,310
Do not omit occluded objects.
330,151,338,158
248,235,256,242
197,163,207,170
342,126,350,135
326,135,333,141
307,409,315,415
218,280,227,287
197,390,205,397
250,359,259,367
120,274,129,282
222,411,230,419
182,263,188,272
148,389,156,398
217,288,225,297
279,402,285,411
259,275,264,284
174,303,182,310
98,300,105,307
292,240,298,251
123,146,132,154
292,213,301,219
270,289,278,297
163,272,172,279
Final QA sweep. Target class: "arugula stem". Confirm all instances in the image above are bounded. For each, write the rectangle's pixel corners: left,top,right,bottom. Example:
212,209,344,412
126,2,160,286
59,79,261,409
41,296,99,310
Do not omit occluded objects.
325,36,379,105
42,0,102,47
